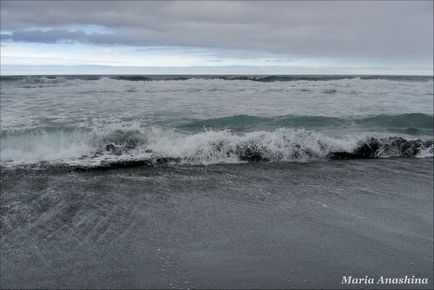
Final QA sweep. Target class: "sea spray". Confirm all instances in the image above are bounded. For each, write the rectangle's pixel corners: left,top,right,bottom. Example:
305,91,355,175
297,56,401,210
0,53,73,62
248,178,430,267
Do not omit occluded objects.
1,125,432,168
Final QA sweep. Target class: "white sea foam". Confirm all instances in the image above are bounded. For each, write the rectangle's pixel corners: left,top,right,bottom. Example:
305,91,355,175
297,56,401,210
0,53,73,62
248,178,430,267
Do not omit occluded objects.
0,126,350,165
417,144,434,158
1,125,431,168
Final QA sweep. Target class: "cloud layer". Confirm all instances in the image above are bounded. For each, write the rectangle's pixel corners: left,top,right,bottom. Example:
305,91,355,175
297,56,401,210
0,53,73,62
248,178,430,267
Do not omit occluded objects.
1,0,433,61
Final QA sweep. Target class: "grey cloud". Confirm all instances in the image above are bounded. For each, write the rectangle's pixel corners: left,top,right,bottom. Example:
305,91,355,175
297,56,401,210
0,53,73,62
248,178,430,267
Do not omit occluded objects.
1,1,432,61
3,29,88,43
1,34,12,40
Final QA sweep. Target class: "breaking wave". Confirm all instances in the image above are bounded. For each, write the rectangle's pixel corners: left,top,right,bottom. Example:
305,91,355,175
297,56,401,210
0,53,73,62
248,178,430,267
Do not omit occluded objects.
1,125,432,169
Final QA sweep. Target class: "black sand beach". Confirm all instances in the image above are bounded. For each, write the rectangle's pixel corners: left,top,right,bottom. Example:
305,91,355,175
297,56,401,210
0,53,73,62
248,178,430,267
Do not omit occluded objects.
2,0,433,288
1,158,432,289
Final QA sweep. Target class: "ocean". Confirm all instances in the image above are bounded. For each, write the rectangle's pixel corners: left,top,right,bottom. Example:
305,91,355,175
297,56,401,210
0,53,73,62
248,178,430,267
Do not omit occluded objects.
1,75,433,288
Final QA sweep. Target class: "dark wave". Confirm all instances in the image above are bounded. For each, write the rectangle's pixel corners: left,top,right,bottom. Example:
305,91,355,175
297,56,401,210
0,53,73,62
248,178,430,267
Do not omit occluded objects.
328,137,433,160
1,74,432,83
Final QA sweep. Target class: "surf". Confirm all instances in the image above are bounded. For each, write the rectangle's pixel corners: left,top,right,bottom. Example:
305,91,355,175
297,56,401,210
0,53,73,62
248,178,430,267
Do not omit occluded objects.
1,126,432,169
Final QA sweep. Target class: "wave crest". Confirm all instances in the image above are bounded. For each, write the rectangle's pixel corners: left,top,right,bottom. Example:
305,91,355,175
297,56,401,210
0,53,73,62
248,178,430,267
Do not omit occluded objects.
1,126,432,169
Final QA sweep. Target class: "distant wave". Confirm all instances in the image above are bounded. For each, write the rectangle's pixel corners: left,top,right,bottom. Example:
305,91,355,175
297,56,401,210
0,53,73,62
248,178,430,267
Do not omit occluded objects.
1,126,432,169
1,74,432,84
178,113,434,133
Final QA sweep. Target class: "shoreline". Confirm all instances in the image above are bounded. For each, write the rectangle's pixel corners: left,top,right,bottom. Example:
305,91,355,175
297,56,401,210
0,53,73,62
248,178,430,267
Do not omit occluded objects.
1,159,433,288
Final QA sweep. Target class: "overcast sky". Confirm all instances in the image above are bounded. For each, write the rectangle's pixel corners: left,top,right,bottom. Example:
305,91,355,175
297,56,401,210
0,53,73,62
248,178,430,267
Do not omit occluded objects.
1,0,433,75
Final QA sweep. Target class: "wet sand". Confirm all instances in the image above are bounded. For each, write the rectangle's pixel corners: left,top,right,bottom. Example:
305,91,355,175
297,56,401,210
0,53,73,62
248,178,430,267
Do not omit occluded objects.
1,159,433,289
